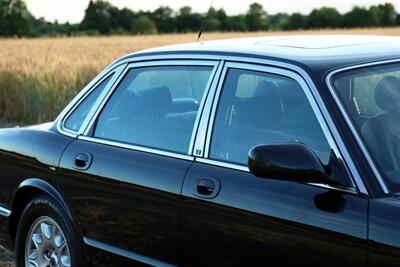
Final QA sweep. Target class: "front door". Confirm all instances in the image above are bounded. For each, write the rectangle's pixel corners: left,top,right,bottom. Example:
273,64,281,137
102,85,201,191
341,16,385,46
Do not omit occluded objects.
182,63,368,266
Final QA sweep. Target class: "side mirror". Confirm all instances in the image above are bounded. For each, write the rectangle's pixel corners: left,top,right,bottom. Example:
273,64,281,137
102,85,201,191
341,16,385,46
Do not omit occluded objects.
248,143,328,182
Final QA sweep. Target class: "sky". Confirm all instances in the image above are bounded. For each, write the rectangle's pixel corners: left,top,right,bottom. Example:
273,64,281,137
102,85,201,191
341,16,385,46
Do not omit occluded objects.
25,0,400,24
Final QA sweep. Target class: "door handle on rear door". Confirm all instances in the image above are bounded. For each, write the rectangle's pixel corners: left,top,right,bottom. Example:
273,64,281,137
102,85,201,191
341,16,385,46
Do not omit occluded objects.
192,178,221,199
73,153,92,170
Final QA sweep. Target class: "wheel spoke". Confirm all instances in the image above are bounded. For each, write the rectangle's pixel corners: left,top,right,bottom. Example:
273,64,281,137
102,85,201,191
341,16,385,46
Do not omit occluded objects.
28,249,38,260
54,231,64,248
41,222,53,240
61,255,71,267
31,233,43,249
28,259,39,267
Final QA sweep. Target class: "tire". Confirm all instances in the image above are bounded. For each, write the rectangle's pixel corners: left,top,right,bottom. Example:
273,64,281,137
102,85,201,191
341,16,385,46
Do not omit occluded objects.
15,194,87,267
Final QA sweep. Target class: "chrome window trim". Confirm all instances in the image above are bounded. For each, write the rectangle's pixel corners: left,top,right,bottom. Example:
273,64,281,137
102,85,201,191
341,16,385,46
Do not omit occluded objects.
78,65,126,134
196,158,249,172
81,60,220,156
325,59,400,195
188,62,222,154
79,136,194,161
198,61,367,195
0,205,11,217
56,64,127,138
192,61,225,157
195,159,358,195
55,52,369,195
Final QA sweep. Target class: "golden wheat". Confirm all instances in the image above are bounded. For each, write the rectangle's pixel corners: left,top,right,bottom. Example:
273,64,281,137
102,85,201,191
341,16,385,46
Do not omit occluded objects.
0,27,399,126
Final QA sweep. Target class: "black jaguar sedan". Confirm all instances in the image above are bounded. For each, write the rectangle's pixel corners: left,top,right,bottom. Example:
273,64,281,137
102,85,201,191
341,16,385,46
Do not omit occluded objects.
2,35,400,267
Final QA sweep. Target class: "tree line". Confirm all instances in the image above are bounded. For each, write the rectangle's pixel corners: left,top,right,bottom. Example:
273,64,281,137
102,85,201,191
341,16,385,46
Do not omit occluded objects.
1,0,400,37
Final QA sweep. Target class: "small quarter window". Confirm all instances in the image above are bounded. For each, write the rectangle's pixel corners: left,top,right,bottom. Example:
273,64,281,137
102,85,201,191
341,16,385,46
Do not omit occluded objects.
210,68,331,166
94,65,214,154
64,75,113,132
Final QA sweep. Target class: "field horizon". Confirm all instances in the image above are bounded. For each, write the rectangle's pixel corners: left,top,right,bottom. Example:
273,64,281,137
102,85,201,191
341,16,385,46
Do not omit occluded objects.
1,27,400,127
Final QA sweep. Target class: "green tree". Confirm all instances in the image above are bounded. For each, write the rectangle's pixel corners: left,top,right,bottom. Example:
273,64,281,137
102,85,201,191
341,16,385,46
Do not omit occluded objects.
343,6,378,28
80,0,115,34
227,15,248,31
308,7,342,28
175,6,201,32
215,8,228,31
378,3,397,26
151,6,175,33
0,0,32,37
269,13,290,30
246,3,269,31
132,15,157,34
203,8,221,32
204,18,220,32
284,13,308,30
117,8,135,33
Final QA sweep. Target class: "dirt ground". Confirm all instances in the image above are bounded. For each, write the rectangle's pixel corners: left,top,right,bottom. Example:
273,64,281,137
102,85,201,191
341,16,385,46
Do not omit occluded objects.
0,246,14,267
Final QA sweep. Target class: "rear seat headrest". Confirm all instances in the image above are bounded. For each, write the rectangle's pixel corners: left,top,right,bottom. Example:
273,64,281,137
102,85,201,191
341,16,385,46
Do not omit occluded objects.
375,76,400,112
137,86,172,117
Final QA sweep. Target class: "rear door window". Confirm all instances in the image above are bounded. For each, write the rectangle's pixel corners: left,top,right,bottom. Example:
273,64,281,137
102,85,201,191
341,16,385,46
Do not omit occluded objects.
93,64,215,154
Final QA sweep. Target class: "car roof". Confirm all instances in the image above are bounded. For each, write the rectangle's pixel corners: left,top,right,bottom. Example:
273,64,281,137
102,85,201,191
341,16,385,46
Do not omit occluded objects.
115,35,400,76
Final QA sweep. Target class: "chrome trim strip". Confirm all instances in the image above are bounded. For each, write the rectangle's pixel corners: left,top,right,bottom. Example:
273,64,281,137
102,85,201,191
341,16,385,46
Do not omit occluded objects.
0,206,11,217
307,183,358,195
199,61,365,194
82,60,220,137
78,136,194,161
193,61,225,157
196,158,249,172
203,65,228,158
83,237,176,267
56,64,127,138
325,59,400,195
188,62,222,155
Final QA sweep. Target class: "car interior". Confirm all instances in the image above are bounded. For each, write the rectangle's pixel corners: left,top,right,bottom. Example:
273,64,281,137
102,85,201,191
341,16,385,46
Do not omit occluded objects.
334,72,400,190
210,69,331,166
95,84,200,154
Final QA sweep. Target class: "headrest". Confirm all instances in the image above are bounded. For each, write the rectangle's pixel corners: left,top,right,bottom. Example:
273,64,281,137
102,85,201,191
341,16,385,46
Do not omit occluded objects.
278,80,306,106
375,76,400,112
253,80,280,98
138,86,172,117
239,80,283,128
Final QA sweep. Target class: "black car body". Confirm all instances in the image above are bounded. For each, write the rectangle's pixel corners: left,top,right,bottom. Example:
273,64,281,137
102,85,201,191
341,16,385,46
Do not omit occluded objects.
2,35,400,266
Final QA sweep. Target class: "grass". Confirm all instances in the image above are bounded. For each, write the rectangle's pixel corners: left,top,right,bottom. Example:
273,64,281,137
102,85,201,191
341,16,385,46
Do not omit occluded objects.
1,27,400,127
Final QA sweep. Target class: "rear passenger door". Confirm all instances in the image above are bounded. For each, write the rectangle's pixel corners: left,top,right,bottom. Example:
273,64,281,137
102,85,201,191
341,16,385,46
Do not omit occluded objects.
182,62,368,266
57,60,219,266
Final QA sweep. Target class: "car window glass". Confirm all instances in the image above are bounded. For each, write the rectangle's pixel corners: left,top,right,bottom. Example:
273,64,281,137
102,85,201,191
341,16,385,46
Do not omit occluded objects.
351,69,400,116
64,75,113,132
210,68,331,166
94,65,213,154
333,63,400,192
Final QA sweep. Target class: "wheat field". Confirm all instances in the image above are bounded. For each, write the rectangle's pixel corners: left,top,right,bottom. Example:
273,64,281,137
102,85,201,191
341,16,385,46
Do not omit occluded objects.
1,27,400,127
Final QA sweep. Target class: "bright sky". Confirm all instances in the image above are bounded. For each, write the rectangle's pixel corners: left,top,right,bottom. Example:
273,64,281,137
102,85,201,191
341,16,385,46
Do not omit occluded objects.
25,0,400,24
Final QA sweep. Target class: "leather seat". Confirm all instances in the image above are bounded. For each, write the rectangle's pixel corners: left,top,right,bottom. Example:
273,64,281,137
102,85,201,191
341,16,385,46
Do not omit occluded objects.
227,80,294,164
361,76,400,172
